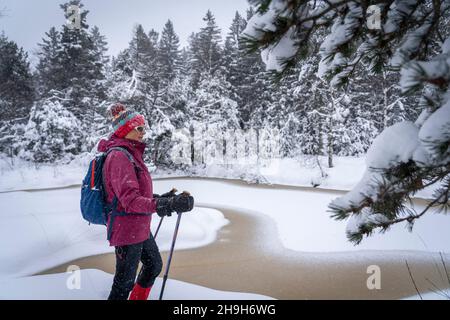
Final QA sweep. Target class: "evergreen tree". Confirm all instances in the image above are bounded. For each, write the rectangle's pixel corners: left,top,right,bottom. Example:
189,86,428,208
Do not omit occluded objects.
148,29,159,50
0,33,34,121
13,95,84,162
222,11,247,115
107,49,133,102
235,8,272,128
178,47,190,77
243,0,450,243
28,0,111,156
108,24,184,165
35,27,63,97
189,10,223,89
118,24,160,116
222,11,246,80
89,26,109,102
188,72,240,165
90,26,109,81
158,20,181,86
43,0,108,118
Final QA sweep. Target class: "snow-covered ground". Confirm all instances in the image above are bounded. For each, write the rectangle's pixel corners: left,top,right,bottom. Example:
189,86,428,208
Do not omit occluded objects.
155,178,450,253
0,188,228,279
0,155,89,192
0,269,272,300
1,157,448,254
0,184,275,299
0,155,363,192
0,154,438,199
1,155,448,299
1,179,448,260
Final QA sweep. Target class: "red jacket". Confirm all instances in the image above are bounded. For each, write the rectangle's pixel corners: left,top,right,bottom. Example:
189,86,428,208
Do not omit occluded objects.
98,134,157,247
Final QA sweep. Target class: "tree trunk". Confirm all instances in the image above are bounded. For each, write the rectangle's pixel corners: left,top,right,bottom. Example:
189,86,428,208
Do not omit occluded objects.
190,124,195,166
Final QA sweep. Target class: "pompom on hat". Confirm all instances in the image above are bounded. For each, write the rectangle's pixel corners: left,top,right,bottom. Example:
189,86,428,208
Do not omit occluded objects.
109,103,145,138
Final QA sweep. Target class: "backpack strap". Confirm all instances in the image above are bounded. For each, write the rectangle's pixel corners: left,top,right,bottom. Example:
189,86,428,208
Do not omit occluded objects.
102,147,141,241
106,147,137,167
107,202,129,241
102,147,140,204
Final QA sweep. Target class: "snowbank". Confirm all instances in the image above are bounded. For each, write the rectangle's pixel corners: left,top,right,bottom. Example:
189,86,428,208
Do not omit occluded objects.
0,177,448,299
0,269,273,300
154,178,450,254
0,188,228,278
0,154,436,199
1,167,447,256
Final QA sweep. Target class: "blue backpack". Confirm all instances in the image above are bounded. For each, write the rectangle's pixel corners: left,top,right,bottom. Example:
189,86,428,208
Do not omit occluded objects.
80,147,136,228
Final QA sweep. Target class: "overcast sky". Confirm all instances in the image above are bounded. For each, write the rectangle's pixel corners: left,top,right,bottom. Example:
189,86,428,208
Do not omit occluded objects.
0,0,250,65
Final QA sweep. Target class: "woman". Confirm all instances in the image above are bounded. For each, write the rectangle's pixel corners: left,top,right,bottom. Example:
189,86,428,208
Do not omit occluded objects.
98,103,193,300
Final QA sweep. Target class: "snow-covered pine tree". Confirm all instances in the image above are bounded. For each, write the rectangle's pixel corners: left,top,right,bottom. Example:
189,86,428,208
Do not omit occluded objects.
188,72,240,166
264,47,332,161
239,8,275,129
154,19,186,127
0,33,35,157
108,23,185,165
107,49,132,101
292,55,329,158
344,67,419,135
243,0,450,244
89,26,109,101
151,75,190,168
222,11,247,102
128,24,156,104
178,47,190,77
13,94,84,163
31,1,110,155
190,73,240,127
246,21,378,162
189,10,223,89
0,33,34,121
57,0,107,119
150,21,192,168
158,20,181,86
81,25,110,144
329,94,379,158
33,0,109,147
222,9,273,129
35,27,64,98
113,24,160,118
261,66,301,158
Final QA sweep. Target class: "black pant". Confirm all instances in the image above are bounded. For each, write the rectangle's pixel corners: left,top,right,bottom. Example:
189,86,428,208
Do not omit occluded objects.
108,234,163,300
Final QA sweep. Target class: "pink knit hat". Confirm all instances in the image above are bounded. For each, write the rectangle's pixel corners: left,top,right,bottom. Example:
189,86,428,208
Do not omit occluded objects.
109,103,145,138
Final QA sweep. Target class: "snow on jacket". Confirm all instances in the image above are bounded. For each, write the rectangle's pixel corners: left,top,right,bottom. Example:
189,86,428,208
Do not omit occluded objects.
98,134,157,247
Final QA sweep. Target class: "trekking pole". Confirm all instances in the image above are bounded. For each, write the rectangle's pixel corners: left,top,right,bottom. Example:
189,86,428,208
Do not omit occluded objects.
153,188,177,240
153,216,164,239
158,191,192,300
159,211,183,300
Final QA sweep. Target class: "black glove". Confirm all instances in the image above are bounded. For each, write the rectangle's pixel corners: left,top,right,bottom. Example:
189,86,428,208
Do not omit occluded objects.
171,193,194,213
156,192,194,217
156,197,173,217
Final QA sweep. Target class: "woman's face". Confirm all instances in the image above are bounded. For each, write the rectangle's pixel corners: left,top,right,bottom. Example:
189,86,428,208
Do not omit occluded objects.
125,126,145,142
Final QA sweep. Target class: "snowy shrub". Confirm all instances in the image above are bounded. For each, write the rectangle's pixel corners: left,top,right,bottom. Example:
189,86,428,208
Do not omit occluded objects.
13,98,84,163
